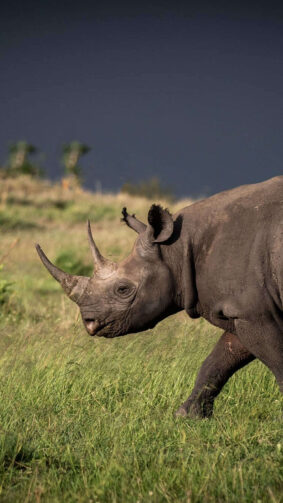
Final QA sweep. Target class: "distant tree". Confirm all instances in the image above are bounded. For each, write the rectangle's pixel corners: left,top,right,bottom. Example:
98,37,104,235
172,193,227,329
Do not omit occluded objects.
6,141,42,177
121,177,175,202
61,141,91,183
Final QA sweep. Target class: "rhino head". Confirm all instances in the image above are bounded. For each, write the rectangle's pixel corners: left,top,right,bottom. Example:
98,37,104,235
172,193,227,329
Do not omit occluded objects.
36,205,179,338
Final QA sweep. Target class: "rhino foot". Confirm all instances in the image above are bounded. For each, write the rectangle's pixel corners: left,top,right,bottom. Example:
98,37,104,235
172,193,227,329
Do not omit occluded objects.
175,400,213,419
175,406,188,417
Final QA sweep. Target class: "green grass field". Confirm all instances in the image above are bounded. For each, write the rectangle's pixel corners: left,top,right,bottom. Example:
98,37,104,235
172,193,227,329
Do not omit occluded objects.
0,177,282,502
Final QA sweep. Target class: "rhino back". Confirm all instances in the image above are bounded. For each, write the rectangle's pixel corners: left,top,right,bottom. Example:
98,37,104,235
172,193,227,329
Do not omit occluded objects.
177,176,283,324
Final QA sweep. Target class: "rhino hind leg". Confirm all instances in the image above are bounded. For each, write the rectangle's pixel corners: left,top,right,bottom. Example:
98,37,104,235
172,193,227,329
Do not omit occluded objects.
175,331,255,419
235,318,283,394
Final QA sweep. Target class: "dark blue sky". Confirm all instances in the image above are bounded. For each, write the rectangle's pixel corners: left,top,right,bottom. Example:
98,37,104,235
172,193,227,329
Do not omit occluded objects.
1,1,283,197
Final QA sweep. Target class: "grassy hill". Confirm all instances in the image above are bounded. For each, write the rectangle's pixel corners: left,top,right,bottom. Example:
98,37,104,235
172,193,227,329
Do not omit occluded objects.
0,177,282,502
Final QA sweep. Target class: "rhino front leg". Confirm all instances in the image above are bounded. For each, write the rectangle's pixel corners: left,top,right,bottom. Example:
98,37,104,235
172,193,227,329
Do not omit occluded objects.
175,331,255,418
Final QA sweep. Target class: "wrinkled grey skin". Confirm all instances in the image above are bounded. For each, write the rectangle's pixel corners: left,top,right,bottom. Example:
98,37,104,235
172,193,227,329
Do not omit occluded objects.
36,176,283,418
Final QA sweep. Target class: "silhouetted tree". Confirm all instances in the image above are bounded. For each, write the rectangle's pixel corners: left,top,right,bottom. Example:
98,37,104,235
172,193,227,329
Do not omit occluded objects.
6,141,42,176
61,141,91,182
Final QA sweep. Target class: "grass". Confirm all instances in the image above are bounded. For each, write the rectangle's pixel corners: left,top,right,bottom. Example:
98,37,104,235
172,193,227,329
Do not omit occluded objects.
0,176,282,502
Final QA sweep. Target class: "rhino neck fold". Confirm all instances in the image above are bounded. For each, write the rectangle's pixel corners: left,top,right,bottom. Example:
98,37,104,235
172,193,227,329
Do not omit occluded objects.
160,233,198,314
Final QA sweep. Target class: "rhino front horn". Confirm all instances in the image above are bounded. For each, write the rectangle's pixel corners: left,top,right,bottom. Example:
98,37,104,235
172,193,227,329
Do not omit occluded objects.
35,244,88,302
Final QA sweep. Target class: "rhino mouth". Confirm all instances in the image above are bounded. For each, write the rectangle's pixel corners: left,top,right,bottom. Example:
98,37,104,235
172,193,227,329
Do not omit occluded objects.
84,319,104,336
84,312,169,338
83,319,122,338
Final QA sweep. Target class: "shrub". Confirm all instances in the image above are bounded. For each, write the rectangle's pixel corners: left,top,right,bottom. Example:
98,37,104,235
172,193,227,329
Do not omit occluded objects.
121,177,175,202
54,251,92,276
67,204,117,223
0,211,40,231
0,265,13,307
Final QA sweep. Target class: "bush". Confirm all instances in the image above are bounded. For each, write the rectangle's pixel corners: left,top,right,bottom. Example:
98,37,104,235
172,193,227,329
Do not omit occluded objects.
121,177,175,201
0,211,41,231
0,265,13,306
54,251,92,276
67,204,117,223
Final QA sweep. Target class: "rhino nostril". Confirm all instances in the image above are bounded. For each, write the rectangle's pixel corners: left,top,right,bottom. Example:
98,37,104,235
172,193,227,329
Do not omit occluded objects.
84,319,100,336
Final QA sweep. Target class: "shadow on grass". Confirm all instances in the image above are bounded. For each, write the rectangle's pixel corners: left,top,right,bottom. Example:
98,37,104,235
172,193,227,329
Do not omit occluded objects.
0,432,35,470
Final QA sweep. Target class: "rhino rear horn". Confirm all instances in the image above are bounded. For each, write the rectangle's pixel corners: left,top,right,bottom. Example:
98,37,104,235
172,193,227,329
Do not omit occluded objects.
121,207,147,234
35,244,88,302
87,220,117,277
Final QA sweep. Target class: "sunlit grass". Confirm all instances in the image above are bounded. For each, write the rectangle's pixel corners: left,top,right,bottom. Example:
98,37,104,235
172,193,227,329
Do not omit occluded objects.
0,177,282,502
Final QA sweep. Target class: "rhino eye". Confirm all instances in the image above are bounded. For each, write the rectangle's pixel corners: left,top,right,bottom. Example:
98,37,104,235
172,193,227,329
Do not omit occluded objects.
118,286,129,294
115,282,136,298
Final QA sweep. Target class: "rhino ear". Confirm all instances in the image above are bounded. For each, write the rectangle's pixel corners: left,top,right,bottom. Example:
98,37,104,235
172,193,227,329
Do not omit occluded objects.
147,205,174,243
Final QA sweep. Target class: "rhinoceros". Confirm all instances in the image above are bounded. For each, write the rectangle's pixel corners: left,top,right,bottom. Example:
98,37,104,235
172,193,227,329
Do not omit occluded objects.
36,176,283,418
